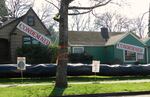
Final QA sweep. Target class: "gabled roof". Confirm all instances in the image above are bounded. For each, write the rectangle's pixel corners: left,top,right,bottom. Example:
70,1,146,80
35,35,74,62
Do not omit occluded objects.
105,33,127,46
68,31,106,46
141,37,150,43
24,8,50,35
68,31,125,46
68,31,145,46
0,16,24,29
0,7,50,35
106,32,145,46
141,37,150,46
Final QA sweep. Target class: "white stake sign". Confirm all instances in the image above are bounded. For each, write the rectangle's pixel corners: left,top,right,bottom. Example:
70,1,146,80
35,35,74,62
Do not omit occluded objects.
17,57,26,70
92,60,100,73
17,22,51,46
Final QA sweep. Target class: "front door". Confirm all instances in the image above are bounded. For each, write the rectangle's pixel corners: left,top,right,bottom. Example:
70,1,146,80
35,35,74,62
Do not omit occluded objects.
0,39,9,63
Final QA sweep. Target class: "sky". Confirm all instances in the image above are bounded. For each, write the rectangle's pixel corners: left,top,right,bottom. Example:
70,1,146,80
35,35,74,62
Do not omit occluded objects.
34,0,150,18
34,0,150,36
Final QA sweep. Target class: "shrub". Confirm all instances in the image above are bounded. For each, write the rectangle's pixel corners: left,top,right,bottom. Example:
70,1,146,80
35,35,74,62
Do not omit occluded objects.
68,53,93,64
16,45,58,64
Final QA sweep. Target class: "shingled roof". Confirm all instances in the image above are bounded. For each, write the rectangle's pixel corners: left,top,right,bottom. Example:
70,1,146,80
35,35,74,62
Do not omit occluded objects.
68,31,125,46
68,31,106,46
105,33,127,46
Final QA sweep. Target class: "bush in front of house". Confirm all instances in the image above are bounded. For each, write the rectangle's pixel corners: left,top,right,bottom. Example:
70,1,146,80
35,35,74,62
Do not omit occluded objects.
16,45,58,64
1,64,150,78
68,53,93,64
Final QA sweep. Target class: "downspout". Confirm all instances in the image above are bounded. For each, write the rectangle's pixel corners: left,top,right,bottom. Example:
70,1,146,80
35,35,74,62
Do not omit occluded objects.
9,31,12,63
146,46,149,63
114,45,116,64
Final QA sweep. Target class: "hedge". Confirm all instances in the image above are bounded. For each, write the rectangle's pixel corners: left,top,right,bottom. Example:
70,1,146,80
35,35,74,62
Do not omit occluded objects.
1,64,150,78
16,45,58,64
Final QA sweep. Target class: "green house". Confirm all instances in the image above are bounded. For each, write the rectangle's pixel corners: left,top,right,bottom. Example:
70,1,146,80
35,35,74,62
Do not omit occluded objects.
68,31,146,64
142,38,150,63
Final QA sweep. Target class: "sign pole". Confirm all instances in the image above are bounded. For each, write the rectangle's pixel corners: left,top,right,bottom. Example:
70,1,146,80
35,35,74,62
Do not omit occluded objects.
21,70,23,83
17,57,26,84
94,72,97,83
92,60,100,83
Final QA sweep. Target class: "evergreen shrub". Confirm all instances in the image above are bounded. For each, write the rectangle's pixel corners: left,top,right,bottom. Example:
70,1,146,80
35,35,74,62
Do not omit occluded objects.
68,53,93,64
16,45,58,64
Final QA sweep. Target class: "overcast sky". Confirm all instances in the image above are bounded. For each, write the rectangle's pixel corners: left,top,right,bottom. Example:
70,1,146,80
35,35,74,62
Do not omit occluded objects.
34,0,150,35
35,0,150,18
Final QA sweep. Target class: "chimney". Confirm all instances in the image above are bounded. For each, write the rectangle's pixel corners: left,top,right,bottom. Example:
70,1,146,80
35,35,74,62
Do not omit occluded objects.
101,27,109,41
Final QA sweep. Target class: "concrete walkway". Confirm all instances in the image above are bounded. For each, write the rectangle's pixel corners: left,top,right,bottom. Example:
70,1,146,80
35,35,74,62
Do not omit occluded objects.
1,79,150,87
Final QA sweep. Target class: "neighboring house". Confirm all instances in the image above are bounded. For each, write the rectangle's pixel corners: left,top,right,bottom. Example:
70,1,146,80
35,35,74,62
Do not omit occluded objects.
142,38,150,63
0,8,50,63
68,28,146,64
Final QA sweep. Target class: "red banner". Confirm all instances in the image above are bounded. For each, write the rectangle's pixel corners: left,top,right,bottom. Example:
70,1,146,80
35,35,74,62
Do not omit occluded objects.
17,22,51,46
116,42,144,54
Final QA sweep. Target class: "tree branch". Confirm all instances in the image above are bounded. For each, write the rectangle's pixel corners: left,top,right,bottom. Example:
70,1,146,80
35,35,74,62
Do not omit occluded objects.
45,0,59,10
68,0,111,10
68,9,92,15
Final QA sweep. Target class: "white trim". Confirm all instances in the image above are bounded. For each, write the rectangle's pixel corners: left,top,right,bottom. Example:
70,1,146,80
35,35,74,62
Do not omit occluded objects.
123,50,137,63
68,42,104,47
72,47,84,53
116,33,145,46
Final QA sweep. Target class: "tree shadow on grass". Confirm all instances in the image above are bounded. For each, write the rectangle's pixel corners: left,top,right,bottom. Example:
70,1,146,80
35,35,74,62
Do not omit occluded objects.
49,86,66,97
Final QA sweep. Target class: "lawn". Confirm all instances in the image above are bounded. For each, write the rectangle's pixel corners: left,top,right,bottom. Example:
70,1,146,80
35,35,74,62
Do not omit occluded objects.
0,82,150,97
0,76,150,97
1,75,150,84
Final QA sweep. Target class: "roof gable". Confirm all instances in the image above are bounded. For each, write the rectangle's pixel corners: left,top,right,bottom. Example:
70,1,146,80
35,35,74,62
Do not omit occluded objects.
21,8,50,35
142,37,150,46
105,33,127,46
106,32,145,46
68,31,145,47
0,7,50,36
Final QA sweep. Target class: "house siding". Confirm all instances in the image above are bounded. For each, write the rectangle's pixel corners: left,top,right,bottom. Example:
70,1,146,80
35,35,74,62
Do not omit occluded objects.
145,40,150,63
114,34,145,64
105,46,115,64
70,34,146,64
84,46,105,62
0,8,50,63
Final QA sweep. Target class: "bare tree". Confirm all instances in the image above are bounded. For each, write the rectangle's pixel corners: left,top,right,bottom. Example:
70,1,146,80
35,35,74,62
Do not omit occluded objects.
69,11,88,31
0,0,8,17
35,3,57,28
94,12,130,32
5,0,34,18
46,0,126,88
129,18,147,38
128,11,149,38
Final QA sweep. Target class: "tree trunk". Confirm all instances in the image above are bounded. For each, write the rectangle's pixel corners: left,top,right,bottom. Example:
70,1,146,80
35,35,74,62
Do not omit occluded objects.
55,0,69,88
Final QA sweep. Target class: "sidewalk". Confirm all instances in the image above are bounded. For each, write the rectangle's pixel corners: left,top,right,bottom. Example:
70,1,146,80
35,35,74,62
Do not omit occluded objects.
1,79,150,87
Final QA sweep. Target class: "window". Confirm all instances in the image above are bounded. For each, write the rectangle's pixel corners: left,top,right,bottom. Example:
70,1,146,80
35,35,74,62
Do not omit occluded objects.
124,50,136,62
23,36,40,45
27,16,35,26
73,47,84,53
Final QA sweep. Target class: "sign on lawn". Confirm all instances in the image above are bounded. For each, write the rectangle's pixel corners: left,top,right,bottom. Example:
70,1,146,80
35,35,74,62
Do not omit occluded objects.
92,60,100,73
17,22,51,46
17,57,26,70
116,42,144,54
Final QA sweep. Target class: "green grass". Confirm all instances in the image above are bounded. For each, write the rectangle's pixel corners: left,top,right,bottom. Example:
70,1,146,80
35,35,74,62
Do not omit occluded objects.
0,82,150,97
0,75,150,84
68,75,150,82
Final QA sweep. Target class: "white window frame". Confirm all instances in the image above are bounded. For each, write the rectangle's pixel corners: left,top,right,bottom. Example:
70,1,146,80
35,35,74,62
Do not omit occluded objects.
123,50,137,62
73,47,84,53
